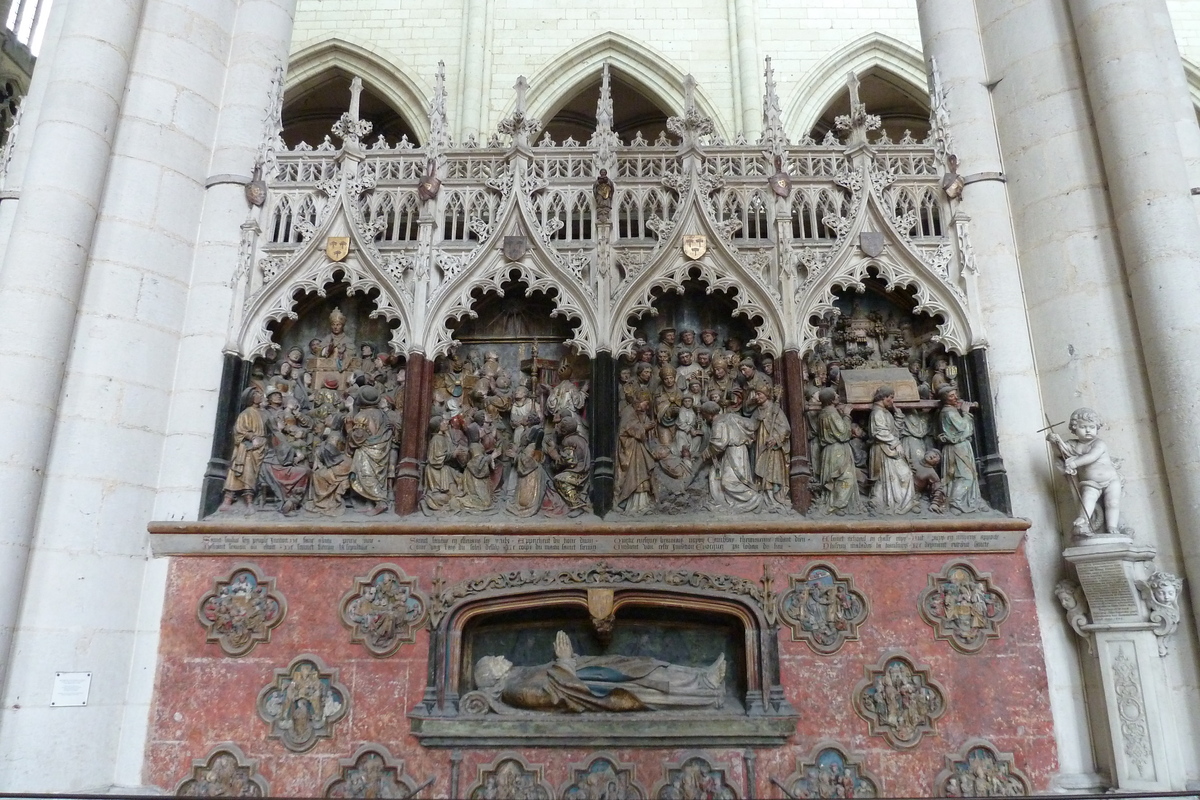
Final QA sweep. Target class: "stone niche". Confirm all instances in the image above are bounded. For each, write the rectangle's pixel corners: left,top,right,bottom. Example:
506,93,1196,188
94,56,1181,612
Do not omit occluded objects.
409,564,797,746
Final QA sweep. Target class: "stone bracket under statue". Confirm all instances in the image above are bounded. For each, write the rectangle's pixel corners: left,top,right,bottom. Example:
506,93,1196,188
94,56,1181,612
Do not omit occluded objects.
407,565,797,747
1059,537,1187,791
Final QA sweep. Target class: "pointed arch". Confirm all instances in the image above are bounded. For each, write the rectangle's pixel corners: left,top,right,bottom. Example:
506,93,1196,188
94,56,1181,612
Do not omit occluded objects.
422,187,600,359
509,32,732,142
287,37,432,145
785,34,928,141
609,186,787,357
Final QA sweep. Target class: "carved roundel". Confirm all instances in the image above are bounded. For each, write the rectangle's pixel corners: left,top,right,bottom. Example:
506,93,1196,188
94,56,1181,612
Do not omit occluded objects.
653,753,739,800
918,561,1010,654
933,739,1030,797
322,744,430,798
175,743,268,796
778,562,869,654
339,564,430,656
853,651,947,749
468,754,553,800
196,563,286,657
778,741,881,799
256,654,348,753
560,754,647,800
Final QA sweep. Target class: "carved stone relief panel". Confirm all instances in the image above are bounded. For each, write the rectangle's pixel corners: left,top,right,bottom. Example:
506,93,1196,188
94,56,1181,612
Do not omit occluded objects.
615,285,790,517
778,741,880,799
804,283,991,519
216,290,407,519
560,754,647,800
256,654,348,753
322,744,431,798
652,754,738,800
422,320,593,518
933,739,1030,797
853,651,946,748
778,563,868,654
196,563,286,657
467,754,553,800
918,561,1009,654
339,564,429,656
175,743,268,796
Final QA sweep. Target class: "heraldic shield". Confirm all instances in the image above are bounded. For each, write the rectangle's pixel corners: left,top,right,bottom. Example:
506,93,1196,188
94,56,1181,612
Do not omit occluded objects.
325,236,350,262
682,234,707,260
503,236,528,261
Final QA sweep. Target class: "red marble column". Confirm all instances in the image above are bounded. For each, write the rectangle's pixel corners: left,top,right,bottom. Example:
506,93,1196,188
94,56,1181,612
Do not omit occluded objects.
394,352,433,514
781,349,812,513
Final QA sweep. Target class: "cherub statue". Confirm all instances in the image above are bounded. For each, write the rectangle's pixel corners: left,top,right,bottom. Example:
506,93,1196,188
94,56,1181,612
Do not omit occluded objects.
1046,407,1125,537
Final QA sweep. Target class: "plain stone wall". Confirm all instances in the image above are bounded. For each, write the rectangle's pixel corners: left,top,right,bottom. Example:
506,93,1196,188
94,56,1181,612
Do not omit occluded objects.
289,0,924,142
1168,0,1200,65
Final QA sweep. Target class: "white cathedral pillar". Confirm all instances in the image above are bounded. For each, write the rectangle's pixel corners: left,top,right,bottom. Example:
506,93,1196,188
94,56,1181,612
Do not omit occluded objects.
0,0,294,790
1068,0,1200,645
0,0,146,706
458,0,489,141
152,0,298,523
730,0,761,139
1146,0,1200,209
915,0,1098,787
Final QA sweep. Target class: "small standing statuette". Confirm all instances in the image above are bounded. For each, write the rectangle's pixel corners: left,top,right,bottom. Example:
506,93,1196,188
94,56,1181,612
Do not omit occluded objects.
1045,407,1127,538
593,168,614,224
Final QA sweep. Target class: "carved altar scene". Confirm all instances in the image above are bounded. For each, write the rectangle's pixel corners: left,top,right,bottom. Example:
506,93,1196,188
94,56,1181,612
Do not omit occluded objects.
615,283,791,516
213,290,407,518
421,284,594,518
803,282,994,518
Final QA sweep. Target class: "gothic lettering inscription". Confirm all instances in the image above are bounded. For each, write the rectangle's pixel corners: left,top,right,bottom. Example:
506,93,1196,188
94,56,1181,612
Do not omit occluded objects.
1076,561,1140,623
153,529,1024,557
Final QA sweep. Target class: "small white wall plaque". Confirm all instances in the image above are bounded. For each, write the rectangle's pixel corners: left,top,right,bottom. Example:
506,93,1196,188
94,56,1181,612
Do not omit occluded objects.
51,671,92,707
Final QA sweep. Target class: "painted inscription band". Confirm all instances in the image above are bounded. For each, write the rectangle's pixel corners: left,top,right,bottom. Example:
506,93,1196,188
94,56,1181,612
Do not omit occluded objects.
152,530,1023,557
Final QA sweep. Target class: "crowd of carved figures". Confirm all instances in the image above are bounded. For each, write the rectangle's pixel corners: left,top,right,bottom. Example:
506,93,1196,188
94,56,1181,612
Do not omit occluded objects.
802,302,988,517
422,342,593,517
614,325,790,514
220,306,408,517
215,295,1000,519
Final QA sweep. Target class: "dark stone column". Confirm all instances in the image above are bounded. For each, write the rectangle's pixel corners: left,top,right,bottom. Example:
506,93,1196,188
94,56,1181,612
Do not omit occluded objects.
199,354,250,518
394,352,432,515
589,351,616,517
781,350,812,513
962,348,1011,514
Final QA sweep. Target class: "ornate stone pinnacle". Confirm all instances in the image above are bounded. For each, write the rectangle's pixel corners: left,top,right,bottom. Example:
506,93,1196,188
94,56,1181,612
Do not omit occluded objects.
596,62,614,133
834,70,881,146
759,55,788,157
331,74,373,145
497,75,541,149
667,73,715,154
427,60,450,163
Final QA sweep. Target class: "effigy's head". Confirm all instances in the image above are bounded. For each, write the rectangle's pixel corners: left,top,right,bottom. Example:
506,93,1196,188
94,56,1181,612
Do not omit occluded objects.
474,655,513,688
